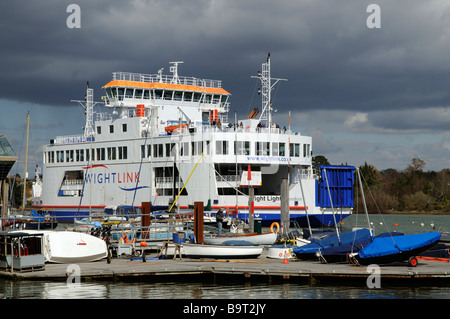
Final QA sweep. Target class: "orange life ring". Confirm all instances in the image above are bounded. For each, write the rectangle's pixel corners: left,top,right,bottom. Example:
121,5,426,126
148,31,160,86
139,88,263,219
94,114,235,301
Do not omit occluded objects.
270,222,280,233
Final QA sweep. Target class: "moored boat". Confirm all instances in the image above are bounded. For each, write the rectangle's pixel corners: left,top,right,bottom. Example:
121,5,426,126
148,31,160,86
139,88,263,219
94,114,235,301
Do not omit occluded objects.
14,230,108,263
204,231,277,245
348,232,441,266
292,228,372,260
317,232,404,263
183,242,263,259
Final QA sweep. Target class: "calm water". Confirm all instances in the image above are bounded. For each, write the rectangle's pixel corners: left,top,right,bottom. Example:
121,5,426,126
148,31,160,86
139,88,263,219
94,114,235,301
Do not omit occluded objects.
1,214,450,300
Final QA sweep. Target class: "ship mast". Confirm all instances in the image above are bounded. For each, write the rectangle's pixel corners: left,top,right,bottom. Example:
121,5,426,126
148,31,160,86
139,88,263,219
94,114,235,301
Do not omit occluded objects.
71,81,103,139
252,53,287,129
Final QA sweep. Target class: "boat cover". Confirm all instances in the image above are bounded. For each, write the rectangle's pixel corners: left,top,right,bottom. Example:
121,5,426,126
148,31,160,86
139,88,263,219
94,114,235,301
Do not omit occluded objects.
221,240,257,246
357,232,441,259
320,232,403,261
293,228,371,255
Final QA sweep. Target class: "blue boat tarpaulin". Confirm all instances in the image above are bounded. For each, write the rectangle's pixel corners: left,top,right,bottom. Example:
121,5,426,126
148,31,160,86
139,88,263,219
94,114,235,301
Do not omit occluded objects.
357,232,441,259
293,228,372,255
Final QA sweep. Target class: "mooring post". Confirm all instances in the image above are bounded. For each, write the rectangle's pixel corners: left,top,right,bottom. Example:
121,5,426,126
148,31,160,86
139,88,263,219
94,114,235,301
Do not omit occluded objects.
194,201,204,244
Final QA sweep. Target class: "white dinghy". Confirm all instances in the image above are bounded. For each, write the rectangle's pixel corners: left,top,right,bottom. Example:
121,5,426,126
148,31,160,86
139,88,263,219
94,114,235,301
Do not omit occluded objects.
204,231,277,245
183,242,263,259
15,230,108,263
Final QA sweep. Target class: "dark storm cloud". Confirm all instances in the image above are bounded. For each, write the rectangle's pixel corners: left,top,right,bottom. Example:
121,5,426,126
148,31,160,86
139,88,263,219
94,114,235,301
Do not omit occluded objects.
1,0,450,134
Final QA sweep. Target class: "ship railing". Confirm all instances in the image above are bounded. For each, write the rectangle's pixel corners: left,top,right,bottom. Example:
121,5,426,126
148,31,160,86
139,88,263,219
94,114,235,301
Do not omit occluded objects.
216,175,239,182
112,71,223,89
197,126,293,135
62,179,84,186
298,168,313,179
0,214,58,231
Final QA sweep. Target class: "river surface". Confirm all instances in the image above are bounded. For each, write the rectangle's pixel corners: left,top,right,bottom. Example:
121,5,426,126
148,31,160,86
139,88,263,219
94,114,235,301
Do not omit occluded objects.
1,214,450,300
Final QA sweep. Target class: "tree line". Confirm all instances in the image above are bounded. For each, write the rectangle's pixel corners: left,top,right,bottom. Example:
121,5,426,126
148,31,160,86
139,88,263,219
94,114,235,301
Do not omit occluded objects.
313,155,450,214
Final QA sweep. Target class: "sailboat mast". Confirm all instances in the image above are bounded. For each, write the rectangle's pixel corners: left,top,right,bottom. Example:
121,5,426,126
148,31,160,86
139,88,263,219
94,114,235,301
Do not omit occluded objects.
356,167,373,237
299,177,313,239
22,112,30,214
323,168,341,243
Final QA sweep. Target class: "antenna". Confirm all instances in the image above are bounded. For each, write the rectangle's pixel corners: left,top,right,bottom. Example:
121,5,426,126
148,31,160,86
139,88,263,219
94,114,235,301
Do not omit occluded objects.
169,61,184,84
251,53,287,129
71,82,104,138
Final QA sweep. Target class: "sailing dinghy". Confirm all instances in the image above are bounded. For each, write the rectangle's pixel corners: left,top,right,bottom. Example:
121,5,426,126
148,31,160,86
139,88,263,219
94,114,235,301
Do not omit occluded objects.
183,241,263,259
348,232,441,266
204,231,277,245
292,228,372,260
316,232,403,263
14,230,108,263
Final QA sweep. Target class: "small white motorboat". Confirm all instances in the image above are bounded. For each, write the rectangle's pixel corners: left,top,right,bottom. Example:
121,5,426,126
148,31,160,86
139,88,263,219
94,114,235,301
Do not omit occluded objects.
267,238,311,259
204,231,277,245
183,242,263,259
15,230,108,263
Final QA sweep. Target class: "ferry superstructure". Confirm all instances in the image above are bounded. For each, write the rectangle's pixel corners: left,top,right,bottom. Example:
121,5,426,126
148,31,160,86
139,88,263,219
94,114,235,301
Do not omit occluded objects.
38,55,355,226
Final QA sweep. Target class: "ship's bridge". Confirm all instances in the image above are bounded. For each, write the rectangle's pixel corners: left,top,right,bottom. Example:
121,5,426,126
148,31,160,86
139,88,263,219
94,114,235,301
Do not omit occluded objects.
102,63,231,124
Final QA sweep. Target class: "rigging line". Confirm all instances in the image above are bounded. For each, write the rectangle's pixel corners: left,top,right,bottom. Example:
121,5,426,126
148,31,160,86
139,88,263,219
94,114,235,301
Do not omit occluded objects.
131,115,152,208
246,80,259,114
8,121,26,207
209,162,249,198
76,148,90,216
359,168,400,245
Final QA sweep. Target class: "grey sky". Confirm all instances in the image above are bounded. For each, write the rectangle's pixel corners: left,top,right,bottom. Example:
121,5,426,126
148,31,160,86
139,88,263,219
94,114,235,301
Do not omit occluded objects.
1,0,450,173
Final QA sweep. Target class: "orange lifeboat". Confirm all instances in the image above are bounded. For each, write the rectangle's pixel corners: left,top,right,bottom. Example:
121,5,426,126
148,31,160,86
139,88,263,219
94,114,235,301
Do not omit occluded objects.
165,124,188,132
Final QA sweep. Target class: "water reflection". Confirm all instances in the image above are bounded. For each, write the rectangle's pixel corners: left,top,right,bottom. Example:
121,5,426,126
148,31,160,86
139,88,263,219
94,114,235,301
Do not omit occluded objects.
2,279,450,299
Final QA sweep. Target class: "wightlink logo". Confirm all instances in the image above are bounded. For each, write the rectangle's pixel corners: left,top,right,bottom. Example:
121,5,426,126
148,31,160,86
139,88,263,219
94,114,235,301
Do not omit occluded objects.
82,165,149,191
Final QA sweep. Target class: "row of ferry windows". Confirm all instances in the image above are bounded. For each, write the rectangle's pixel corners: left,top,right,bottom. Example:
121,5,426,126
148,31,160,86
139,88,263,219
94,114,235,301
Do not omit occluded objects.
45,141,310,164
141,141,310,158
105,87,228,105
45,147,128,163
216,141,310,157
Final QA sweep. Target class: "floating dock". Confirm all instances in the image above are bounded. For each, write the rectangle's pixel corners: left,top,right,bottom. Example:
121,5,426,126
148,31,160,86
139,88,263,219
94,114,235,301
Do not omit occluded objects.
1,249,450,285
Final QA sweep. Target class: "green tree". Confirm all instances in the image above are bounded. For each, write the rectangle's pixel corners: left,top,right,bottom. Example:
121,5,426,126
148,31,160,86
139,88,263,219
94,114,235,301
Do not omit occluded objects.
312,155,330,168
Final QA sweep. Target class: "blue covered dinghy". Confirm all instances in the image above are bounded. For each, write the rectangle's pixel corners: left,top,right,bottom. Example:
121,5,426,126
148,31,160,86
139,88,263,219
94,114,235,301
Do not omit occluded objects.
292,228,372,260
348,232,441,266
317,232,404,264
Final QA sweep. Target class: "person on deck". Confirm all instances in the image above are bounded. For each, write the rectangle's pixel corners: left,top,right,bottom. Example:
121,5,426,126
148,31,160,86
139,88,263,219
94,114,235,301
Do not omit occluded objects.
216,207,225,235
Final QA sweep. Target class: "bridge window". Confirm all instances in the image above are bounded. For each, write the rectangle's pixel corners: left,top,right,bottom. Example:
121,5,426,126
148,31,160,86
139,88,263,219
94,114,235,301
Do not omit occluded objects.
143,90,150,99
174,91,183,101
193,92,202,102
134,89,143,99
184,92,193,102
125,88,133,98
204,94,212,104
163,90,173,100
212,95,220,104
117,88,124,101
155,90,163,99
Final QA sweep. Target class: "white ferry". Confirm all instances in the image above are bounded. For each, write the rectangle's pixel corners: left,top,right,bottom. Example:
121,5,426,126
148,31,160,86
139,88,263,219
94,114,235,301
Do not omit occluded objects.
37,55,355,227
